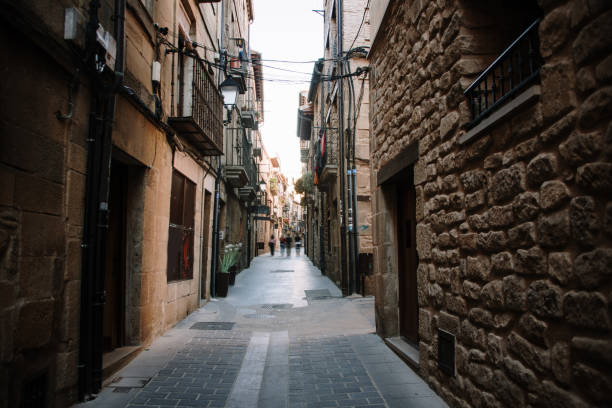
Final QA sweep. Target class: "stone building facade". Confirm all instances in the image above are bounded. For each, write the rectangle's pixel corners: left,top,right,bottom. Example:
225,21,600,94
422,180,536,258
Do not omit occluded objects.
368,0,612,407
302,0,374,295
0,0,263,406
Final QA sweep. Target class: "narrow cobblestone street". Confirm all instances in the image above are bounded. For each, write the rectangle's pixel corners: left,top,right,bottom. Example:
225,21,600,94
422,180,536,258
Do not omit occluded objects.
78,253,448,408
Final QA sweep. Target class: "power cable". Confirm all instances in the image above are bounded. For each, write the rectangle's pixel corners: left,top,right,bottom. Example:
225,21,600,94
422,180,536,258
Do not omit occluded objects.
346,0,371,58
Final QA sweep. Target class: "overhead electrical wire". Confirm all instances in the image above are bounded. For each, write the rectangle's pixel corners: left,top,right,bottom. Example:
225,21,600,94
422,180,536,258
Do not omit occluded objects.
346,0,371,58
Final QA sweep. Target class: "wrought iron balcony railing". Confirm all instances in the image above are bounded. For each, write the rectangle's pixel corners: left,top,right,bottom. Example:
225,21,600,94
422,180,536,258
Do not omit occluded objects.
464,19,542,129
168,58,224,155
314,128,338,189
223,127,250,188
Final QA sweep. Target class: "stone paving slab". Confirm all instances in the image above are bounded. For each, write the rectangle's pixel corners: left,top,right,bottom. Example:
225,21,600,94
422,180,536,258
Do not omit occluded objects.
78,253,449,408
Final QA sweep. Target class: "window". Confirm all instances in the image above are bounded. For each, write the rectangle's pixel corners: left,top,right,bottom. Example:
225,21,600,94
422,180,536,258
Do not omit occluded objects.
167,170,196,282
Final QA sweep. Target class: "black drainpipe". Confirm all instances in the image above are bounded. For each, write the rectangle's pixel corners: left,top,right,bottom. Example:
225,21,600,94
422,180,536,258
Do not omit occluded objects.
78,0,125,400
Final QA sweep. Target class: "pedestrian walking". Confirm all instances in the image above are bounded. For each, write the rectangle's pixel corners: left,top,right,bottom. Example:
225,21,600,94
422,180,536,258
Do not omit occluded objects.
268,235,276,256
280,235,286,256
285,234,292,256
295,234,302,255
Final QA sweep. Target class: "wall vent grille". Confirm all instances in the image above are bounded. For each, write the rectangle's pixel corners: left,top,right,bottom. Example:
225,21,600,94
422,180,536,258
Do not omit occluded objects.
21,370,48,408
438,329,455,377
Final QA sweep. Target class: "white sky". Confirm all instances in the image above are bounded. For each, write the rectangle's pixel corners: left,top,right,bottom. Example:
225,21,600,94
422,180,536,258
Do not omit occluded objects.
251,0,324,184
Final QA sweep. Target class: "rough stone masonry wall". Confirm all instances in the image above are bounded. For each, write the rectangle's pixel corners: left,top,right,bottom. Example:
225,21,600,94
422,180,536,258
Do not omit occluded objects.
369,0,612,407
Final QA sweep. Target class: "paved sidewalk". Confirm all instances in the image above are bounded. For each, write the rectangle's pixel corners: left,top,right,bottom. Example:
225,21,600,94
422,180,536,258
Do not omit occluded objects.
77,252,448,408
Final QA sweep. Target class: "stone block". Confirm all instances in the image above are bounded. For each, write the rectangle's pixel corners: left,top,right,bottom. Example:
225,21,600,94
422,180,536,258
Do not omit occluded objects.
572,9,612,65
477,231,507,252
465,189,486,212
428,283,444,308
445,294,467,316
508,222,536,248
548,252,573,285
492,369,525,407
487,205,514,229
489,163,526,204
502,356,537,390
487,333,504,366
527,279,563,318
419,309,433,341
539,6,570,57
539,180,569,211
464,135,491,162
595,53,612,82
16,299,54,349
516,246,547,275
460,319,486,349
569,196,599,248
468,307,494,328
539,111,576,145
576,162,612,193
503,275,527,312
541,60,577,122
551,342,571,386
468,214,489,231
14,174,63,216
537,209,570,249
21,212,65,257
466,256,490,281
55,350,78,391
571,336,612,365
507,332,550,374
518,314,548,347
605,203,612,238
460,169,487,193
416,223,432,260
463,280,481,300
481,280,504,310
458,233,477,252
559,131,602,165
529,380,589,408
563,291,610,331
438,310,460,334
579,86,612,128
572,362,612,403
526,153,557,189
491,252,514,276
573,248,612,289
466,361,493,389
18,256,57,299
512,192,540,223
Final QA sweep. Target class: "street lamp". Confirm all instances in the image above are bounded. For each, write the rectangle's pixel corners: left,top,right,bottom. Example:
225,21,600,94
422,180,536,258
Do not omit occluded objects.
219,76,239,122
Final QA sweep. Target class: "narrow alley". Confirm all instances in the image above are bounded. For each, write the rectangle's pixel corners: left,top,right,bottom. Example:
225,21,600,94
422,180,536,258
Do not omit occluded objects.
79,252,447,408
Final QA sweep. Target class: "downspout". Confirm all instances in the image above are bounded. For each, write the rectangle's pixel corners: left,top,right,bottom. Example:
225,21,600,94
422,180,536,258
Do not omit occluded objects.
210,0,226,296
344,58,355,296
337,0,349,295
319,75,326,275
78,0,125,400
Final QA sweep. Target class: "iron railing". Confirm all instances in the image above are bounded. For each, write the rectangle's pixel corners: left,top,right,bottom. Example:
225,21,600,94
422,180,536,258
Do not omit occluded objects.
224,127,250,167
464,19,541,128
191,58,223,150
321,128,338,168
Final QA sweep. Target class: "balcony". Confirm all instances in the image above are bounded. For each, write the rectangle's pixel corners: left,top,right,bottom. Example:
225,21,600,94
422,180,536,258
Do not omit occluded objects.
223,128,250,188
168,58,223,156
316,129,337,190
239,186,257,202
464,19,542,129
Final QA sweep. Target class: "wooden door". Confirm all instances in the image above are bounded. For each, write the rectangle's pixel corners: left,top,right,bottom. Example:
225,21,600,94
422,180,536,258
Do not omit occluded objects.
397,183,418,343
201,190,212,299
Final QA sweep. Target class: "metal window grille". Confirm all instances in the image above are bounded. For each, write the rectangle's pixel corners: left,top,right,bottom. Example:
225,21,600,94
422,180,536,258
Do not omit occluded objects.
21,371,48,408
464,19,542,129
438,329,455,377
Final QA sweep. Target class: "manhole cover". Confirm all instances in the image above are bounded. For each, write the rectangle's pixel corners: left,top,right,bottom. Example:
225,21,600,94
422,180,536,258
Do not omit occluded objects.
244,314,276,319
110,377,150,389
305,289,332,300
190,322,235,330
261,303,293,309
271,269,294,273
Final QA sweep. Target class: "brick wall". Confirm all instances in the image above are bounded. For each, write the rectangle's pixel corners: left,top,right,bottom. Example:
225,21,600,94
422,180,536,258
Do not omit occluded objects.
369,0,612,406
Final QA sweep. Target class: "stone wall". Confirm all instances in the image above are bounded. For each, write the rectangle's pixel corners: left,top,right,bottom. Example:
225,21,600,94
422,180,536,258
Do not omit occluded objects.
0,22,91,407
369,0,612,407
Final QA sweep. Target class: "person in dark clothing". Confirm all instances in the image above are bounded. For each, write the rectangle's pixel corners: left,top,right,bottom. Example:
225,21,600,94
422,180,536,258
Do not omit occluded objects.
268,235,275,256
285,235,292,256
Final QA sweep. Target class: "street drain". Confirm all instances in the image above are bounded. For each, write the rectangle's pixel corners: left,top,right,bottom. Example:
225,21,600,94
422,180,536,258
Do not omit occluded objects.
271,269,294,273
304,289,333,300
244,314,276,319
261,303,293,309
190,322,235,330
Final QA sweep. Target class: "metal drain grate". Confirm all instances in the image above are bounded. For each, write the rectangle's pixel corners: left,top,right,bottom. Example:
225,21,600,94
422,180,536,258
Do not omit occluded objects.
244,313,276,319
190,322,235,330
271,269,294,273
261,303,293,309
304,289,333,300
